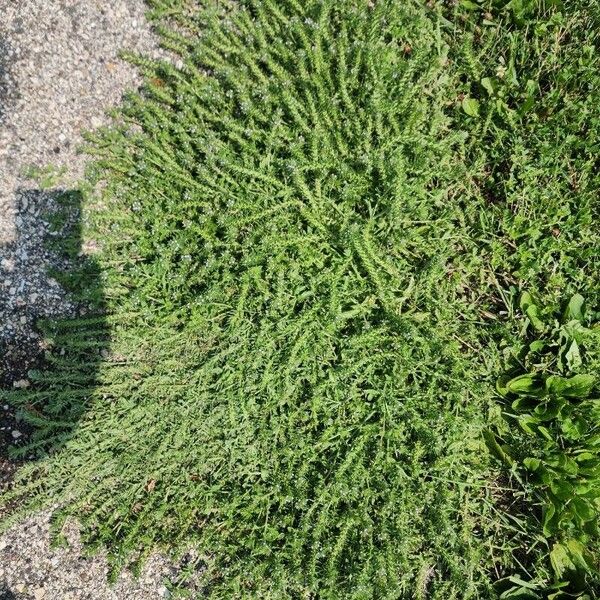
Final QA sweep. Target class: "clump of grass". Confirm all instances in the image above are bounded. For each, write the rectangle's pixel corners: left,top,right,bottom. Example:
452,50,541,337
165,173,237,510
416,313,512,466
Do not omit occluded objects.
1,0,599,598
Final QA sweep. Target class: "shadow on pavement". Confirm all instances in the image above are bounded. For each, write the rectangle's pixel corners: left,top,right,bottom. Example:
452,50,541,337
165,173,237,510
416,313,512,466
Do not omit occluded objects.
0,188,106,515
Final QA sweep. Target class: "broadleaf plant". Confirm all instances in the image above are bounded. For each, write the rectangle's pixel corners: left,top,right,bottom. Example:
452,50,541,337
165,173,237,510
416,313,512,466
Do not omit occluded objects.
488,292,600,598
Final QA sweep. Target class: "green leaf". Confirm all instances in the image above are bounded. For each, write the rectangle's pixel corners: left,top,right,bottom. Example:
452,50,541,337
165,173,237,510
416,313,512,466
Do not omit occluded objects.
564,374,596,398
519,95,535,116
517,414,539,435
533,397,563,420
543,502,557,536
529,340,545,353
500,587,541,599
565,539,593,572
574,452,596,463
507,576,539,591
500,587,540,599
546,374,595,398
564,340,582,371
518,292,546,330
496,375,512,397
550,480,574,501
512,396,539,412
460,0,481,9
462,97,480,117
507,374,544,396
571,498,595,523
481,77,495,96
523,457,541,471
564,293,585,322
560,417,584,440
519,291,534,312
525,304,545,332
561,455,579,476
550,543,576,579
483,430,514,466
545,375,566,394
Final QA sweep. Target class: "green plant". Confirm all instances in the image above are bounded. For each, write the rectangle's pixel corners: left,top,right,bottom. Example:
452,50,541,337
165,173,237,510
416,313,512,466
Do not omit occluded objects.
2,2,501,597
488,292,600,597
1,0,599,597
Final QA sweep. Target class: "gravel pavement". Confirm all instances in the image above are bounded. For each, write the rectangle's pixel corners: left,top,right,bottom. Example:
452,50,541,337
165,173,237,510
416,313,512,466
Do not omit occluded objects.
0,2,202,598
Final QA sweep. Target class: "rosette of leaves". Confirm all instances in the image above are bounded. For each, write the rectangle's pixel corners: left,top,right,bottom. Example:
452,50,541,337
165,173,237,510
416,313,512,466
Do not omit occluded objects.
488,292,600,599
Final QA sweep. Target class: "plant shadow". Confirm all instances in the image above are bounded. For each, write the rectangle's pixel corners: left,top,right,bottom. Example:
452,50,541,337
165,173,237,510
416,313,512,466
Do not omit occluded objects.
0,187,106,487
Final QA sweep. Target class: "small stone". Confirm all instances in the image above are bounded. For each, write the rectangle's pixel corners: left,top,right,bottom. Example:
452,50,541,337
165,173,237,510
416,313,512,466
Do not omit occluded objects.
1,257,15,271
15,584,25,593
12,430,22,439
34,587,46,600
13,379,30,389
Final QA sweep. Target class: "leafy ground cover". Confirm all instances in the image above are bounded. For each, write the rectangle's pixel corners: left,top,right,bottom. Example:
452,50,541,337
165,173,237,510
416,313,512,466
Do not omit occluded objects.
489,292,599,598
1,0,599,598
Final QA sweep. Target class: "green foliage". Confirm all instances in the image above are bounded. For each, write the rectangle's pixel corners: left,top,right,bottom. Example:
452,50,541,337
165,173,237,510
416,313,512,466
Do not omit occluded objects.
2,2,500,597
1,0,599,598
488,293,600,597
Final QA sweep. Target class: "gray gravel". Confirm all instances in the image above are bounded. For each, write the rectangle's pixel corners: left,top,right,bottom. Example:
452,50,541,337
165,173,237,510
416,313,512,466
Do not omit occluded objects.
0,2,204,598
0,0,162,365
0,513,194,600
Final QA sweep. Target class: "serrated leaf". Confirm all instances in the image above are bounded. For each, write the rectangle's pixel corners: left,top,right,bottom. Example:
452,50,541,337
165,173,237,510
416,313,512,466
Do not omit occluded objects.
565,539,593,572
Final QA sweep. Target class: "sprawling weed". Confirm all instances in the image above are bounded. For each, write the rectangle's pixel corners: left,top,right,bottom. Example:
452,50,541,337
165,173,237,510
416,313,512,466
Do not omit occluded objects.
1,1,598,597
